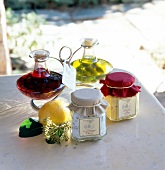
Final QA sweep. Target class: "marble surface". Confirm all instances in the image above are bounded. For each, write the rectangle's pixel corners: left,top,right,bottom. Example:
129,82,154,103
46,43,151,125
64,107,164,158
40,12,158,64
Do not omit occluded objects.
0,72,165,170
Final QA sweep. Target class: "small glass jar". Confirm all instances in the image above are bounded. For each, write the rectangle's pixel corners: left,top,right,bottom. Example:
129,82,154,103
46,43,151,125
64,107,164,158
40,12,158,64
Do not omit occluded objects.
68,88,108,142
100,72,141,121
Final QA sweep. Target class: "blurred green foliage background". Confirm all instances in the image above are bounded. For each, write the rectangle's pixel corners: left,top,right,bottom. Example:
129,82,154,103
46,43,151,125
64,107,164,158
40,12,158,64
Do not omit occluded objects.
4,0,149,10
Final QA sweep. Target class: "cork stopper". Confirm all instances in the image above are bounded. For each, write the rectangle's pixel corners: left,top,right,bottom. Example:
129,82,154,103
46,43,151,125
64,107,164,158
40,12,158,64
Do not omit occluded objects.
29,49,50,62
81,38,98,47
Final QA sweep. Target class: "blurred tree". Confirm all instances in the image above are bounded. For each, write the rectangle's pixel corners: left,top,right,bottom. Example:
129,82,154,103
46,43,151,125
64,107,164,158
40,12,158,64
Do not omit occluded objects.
4,0,152,10
0,0,12,75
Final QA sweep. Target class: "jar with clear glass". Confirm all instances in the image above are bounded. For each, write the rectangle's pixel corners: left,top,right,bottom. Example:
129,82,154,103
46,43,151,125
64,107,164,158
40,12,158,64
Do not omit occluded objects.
100,72,141,121
68,88,108,142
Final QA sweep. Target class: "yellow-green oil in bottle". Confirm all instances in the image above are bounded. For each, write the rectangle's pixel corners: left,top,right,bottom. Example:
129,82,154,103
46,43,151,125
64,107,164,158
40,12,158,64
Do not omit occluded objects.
71,56,113,83
71,38,113,83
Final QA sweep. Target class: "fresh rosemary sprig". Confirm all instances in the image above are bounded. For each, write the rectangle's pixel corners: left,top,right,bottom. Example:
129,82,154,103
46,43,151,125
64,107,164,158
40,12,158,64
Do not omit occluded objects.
43,117,71,144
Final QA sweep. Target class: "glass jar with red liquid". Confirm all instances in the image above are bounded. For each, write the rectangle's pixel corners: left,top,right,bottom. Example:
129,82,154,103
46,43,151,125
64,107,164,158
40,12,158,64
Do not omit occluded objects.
16,49,65,109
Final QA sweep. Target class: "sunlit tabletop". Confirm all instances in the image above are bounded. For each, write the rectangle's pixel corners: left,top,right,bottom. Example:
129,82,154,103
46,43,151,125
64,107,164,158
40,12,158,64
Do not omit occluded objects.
0,69,165,170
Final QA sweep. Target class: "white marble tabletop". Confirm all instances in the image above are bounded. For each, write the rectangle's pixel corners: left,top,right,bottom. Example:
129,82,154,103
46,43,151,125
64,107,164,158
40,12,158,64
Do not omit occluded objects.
0,71,165,170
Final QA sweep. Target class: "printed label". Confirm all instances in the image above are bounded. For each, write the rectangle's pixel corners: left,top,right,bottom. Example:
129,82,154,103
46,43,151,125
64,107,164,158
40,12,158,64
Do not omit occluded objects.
79,117,100,137
118,96,136,119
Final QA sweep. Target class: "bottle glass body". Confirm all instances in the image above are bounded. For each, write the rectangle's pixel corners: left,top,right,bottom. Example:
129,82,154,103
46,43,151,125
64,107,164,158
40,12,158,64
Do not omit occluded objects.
17,50,65,102
71,39,113,83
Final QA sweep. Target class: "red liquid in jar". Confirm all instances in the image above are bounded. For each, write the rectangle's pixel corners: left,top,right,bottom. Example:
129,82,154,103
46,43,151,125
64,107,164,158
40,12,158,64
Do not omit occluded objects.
17,68,64,100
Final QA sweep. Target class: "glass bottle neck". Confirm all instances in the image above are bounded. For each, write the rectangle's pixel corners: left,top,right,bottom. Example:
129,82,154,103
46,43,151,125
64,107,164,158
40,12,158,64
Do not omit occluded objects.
33,61,50,78
82,47,97,63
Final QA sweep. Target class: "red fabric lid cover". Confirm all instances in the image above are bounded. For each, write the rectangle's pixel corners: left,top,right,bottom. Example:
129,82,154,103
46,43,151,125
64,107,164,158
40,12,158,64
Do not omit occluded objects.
105,72,135,87
100,72,141,97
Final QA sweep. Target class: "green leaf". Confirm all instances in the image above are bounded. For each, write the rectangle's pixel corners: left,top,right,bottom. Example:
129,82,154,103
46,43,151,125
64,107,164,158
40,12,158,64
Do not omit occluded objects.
20,118,32,128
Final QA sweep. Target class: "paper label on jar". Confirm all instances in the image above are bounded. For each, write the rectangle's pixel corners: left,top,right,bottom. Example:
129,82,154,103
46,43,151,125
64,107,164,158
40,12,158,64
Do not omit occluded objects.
62,61,76,91
118,96,136,119
79,117,100,137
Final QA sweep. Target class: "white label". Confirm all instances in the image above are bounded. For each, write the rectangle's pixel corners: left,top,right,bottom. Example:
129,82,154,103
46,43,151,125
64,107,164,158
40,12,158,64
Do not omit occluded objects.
118,96,136,118
62,61,76,91
79,117,100,137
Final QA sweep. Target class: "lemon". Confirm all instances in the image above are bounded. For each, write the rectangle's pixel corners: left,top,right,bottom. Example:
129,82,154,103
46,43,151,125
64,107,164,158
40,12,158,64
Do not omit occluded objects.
38,99,71,125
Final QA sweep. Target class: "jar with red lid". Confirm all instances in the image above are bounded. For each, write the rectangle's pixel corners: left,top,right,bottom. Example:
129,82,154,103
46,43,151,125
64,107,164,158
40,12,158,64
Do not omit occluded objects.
100,72,141,121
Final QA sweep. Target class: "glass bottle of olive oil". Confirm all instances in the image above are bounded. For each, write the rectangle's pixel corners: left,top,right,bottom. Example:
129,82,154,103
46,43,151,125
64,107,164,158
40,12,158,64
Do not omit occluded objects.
71,38,113,83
